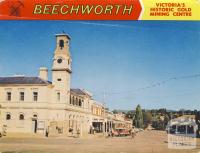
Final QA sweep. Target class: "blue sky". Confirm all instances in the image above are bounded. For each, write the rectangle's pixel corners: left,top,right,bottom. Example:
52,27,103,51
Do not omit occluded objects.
0,21,200,110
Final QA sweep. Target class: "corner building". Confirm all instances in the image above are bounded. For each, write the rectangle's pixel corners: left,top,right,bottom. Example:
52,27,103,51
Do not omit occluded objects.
0,34,92,136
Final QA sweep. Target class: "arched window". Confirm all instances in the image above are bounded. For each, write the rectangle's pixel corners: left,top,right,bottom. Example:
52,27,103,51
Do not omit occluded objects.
6,113,11,120
70,96,72,104
33,114,37,118
79,99,82,107
19,114,24,120
82,100,84,107
72,96,75,105
59,39,64,49
76,98,78,105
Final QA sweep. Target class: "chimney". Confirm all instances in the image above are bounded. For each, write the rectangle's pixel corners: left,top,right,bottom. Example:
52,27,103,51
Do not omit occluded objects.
39,67,48,81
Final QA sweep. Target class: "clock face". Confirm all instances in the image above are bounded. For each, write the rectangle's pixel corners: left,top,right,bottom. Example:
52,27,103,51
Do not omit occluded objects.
57,58,63,64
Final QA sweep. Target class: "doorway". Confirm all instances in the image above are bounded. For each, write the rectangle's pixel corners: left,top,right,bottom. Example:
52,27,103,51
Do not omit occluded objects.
32,119,37,133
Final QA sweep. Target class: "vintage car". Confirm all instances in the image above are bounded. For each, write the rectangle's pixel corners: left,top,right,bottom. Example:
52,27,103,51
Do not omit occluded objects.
113,129,130,137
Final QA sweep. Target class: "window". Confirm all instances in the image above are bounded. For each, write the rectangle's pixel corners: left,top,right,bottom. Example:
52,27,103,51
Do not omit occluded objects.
20,92,24,101
57,92,60,101
79,99,82,107
59,39,64,49
6,114,11,120
7,92,11,101
33,92,38,102
19,114,24,120
76,98,78,105
70,96,72,104
72,96,75,105
57,78,62,81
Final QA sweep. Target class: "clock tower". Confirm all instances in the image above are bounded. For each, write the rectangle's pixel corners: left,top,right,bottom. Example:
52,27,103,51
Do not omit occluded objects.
52,33,72,103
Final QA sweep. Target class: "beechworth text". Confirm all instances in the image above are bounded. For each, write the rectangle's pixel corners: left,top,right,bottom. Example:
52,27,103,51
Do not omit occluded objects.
33,4,133,15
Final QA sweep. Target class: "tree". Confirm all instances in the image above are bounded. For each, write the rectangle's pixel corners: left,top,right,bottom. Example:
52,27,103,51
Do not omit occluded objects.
143,111,152,128
134,105,143,128
158,108,167,115
126,110,135,119
112,109,118,114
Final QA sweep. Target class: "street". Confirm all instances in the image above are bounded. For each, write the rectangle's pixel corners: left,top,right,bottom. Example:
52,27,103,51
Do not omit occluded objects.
0,130,199,153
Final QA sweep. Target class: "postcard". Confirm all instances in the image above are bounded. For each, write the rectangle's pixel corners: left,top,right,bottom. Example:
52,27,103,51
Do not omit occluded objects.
0,0,199,153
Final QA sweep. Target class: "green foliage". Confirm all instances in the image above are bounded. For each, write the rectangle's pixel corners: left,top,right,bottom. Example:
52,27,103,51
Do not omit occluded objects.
126,110,135,119
151,114,170,130
112,109,118,114
143,111,152,128
134,105,143,128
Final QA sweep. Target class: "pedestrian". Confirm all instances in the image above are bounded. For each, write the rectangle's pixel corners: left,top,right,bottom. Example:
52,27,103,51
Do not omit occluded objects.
109,129,113,137
92,126,95,134
131,128,135,139
111,129,114,137
90,125,92,134
45,127,49,137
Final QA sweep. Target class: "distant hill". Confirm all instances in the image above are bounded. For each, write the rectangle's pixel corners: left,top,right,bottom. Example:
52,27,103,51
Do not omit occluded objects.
112,109,182,114
112,109,135,114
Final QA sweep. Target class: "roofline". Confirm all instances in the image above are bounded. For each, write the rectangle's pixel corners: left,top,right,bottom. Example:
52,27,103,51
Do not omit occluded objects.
55,33,71,40
70,92,86,98
0,76,52,85
70,88,92,97
91,100,104,107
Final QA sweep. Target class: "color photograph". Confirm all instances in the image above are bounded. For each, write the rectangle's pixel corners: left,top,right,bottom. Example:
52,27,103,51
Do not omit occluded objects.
0,21,200,153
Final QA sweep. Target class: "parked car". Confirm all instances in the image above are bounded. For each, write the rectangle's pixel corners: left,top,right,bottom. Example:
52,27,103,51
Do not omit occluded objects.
114,129,130,137
112,130,119,137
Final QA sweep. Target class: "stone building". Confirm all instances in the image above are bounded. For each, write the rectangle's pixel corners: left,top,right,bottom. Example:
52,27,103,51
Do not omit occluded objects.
69,89,93,136
91,101,105,133
105,110,115,132
0,33,133,137
0,33,92,136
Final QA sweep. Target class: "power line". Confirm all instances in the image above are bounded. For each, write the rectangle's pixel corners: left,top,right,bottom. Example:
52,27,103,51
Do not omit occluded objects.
93,73,200,96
